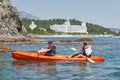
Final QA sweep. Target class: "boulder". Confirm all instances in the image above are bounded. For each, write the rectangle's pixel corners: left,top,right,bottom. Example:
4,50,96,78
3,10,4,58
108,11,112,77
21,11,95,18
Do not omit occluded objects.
54,37,94,44
74,37,94,44
0,47,11,52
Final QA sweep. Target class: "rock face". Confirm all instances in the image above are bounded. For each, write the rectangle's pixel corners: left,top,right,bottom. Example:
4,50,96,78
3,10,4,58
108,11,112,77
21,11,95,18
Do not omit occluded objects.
0,0,26,37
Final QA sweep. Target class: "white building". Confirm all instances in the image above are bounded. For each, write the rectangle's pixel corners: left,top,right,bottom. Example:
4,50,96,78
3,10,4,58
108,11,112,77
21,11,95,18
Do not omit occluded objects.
50,19,87,33
29,21,36,30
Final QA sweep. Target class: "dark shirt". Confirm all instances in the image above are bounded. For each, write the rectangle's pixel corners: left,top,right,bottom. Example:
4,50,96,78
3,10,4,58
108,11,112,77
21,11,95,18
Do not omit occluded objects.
45,46,56,56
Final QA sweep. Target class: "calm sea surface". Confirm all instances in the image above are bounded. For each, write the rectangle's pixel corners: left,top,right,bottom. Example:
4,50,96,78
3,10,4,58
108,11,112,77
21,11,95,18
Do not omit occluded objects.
0,37,120,80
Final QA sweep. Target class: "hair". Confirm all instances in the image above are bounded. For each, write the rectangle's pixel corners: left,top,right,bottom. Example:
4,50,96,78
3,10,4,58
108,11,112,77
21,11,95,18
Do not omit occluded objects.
83,42,88,46
48,41,53,44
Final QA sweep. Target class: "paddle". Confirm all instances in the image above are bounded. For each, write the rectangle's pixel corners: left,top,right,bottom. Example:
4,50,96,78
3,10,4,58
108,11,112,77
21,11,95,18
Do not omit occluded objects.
70,48,96,63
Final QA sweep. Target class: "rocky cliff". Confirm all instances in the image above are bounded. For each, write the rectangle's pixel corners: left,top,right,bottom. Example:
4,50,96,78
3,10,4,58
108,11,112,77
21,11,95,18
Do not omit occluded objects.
0,0,37,45
0,0,26,37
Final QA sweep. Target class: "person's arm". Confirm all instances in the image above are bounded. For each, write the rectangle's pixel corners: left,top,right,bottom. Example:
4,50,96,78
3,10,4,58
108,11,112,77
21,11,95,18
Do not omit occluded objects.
78,46,83,54
37,48,50,53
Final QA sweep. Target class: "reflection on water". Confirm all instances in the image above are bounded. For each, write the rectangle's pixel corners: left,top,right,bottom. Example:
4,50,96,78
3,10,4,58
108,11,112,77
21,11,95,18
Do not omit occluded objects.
12,60,95,80
12,60,58,79
12,60,91,72
12,60,57,73
77,62,91,69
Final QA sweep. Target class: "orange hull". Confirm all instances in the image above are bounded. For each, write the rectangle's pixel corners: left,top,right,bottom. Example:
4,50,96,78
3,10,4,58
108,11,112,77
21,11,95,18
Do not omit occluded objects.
12,50,105,62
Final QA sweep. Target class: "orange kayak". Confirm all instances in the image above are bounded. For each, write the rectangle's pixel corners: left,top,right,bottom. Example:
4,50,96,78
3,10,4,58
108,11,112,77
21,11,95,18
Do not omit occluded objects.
12,50,105,62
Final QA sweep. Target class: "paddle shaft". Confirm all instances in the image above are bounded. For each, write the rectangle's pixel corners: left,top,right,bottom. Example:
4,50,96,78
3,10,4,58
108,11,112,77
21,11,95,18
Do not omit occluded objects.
71,48,95,63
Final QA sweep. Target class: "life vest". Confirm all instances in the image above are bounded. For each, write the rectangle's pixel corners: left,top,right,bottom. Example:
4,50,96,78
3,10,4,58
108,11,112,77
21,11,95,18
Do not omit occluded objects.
85,45,92,56
46,46,56,56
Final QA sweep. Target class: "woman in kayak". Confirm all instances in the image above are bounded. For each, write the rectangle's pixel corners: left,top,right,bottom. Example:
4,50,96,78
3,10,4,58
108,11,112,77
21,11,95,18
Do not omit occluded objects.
71,42,92,58
37,41,56,56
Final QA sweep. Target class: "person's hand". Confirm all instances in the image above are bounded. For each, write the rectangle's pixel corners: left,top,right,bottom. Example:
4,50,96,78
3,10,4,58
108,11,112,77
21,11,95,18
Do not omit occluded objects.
37,48,46,53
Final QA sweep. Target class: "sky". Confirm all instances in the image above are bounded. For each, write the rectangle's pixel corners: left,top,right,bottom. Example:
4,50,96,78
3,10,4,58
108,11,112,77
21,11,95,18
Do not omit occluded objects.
10,0,120,28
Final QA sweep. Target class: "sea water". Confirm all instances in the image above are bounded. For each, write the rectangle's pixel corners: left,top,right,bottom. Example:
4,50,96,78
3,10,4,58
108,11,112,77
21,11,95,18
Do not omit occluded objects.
0,37,120,80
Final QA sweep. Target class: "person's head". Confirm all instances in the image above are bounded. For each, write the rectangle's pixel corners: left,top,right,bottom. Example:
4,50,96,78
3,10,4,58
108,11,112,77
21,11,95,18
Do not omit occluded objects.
48,41,53,47
82,42,88,46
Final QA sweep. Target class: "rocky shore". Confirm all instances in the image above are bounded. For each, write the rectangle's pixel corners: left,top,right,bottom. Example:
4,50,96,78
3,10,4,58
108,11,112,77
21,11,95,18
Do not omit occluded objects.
0,36,38,52
54,37,94,44
0,36,38,44
0,36,94,52
0,35,94,44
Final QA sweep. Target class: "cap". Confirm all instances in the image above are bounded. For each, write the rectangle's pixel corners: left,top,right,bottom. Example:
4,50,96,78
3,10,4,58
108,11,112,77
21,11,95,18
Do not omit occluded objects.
48,41,53,44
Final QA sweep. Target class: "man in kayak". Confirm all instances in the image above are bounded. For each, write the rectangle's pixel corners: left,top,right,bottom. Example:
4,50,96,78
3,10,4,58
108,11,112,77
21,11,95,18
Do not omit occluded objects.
71,42,92,58
37,41,56,56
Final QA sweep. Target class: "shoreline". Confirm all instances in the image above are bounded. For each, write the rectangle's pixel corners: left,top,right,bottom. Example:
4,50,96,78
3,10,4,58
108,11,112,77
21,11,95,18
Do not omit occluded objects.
0,34,119,45
0,35,94,45
34,34,116,38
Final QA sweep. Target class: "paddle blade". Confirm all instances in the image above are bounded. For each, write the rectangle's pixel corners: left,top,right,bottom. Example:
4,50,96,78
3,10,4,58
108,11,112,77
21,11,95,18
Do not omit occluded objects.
87,58,96,63
71,48,77,51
